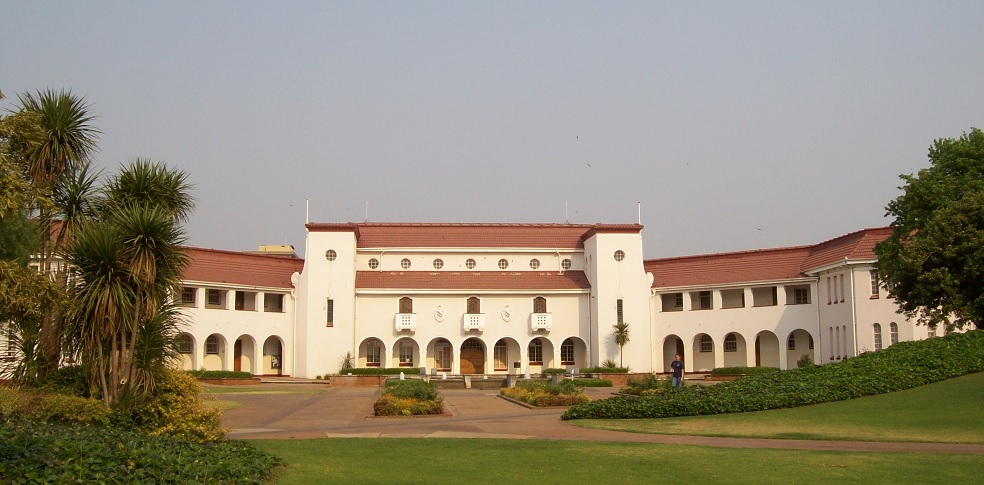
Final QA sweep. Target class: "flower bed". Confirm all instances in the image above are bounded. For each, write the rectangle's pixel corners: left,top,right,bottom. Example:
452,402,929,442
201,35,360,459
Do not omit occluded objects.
500,380,589,407
373,380,444,416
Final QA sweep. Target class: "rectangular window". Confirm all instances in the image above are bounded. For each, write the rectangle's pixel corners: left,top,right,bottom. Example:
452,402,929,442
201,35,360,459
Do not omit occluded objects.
180,287,196,306
660,293,683,312
826,277,832,304
176,335,193,354
235,291,256,311
264,293,285,313
206,289,225,308
528,343,543,364
724,336,737,352
785,285,811,305
787,335,796,351
366,342,381,366
494,343,508,371
870,270,879,298
399,341,414,366
205,337,219,355
752,286,778,307
699,337,712,353
326,298,334,327
561,342,575,364
689,291,712,310
616,299,624,324
839,275,845,302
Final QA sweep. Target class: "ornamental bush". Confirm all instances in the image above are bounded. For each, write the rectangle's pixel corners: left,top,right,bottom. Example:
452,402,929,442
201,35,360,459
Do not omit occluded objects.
709,366,780,376
342,367,419,376
133,368,225,442
500,380,589,407
374,380,444,416
621,374,673,396
186,369,254,379
562,329,984,420
0,386,111,425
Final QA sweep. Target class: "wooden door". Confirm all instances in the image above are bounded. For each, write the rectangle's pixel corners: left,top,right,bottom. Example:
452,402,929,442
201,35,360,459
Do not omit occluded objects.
234,340,242,372
460,347,484,374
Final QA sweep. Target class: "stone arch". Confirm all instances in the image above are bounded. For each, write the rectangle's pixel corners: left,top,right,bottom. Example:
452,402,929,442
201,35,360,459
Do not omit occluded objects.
560,336,587,370
426,337,454,374
202,333,227,371
392,337,420,370
661,334,685,372
262,335,285,375
526,336,554,372
358,337,386,368
723,332,748,367
785,329,814,369
492,337,521,374
692,333,715,372
754,330,781,367
234,334,257,374
459,337,486,374
176,332,196,371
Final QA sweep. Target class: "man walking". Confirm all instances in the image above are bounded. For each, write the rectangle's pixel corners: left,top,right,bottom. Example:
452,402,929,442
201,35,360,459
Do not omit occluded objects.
671,353,685,388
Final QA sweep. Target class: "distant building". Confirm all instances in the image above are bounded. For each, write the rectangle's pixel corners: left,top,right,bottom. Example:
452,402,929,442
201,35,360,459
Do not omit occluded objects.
168,223,932,377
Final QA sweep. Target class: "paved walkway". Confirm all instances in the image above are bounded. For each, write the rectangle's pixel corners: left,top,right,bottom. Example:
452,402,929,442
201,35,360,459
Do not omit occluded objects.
218,384,984,454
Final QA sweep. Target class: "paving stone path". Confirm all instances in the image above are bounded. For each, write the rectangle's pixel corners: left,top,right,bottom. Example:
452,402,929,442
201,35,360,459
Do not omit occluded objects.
218,384,984,454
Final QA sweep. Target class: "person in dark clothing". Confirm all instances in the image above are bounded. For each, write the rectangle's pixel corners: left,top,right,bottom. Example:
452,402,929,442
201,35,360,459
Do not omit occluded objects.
670,353,685,387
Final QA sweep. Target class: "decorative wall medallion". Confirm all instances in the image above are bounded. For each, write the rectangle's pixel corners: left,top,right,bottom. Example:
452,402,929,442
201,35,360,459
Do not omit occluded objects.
434,306,445,322
501,305,512,321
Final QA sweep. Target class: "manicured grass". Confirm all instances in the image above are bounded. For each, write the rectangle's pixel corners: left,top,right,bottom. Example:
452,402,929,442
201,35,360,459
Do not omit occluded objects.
570,372,984,443
253,438,983,484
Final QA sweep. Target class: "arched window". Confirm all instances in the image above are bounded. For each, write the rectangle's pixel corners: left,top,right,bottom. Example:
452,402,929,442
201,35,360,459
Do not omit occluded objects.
435,339,452,371
399,340,414,366
533,296,547,314
366,339,381,366
493,340,508,371
787,334,796,351
724,333,737,352
205,335,219,354
467,297,481,314
528,339,543,364
561,338,575,365
889,322,899,345
699,334,713,353
873,323,883,351
399,297,413,314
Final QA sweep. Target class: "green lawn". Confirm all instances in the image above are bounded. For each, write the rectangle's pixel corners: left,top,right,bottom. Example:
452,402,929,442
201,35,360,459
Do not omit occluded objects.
570,372,984,443
253,438,983,484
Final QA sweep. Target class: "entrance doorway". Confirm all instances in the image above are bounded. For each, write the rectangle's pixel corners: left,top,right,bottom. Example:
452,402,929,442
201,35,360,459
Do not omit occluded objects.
460,338,485,374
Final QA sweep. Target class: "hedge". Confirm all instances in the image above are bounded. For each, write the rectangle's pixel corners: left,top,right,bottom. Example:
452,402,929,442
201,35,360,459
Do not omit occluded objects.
562,329,984,420
186,370,254,379
341,367,419,376
580,366,629,374
709,366,780,376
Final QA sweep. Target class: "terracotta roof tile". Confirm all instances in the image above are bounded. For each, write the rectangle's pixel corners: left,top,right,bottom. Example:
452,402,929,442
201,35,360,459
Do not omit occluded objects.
310,222,600,249
645,227,893,288
355,270,591,291
182,247,304,288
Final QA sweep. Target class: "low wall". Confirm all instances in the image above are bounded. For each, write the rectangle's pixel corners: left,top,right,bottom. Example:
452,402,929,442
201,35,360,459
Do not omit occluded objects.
329,375,389,387
197,378,262,386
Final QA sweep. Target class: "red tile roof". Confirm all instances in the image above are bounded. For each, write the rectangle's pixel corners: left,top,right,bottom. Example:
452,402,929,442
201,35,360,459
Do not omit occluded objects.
306,222,640,249
182,247,304,288
355,270,591,291
645,228,893,288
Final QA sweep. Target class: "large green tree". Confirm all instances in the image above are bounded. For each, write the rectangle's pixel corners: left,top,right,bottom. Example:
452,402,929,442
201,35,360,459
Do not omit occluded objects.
875,127,984,330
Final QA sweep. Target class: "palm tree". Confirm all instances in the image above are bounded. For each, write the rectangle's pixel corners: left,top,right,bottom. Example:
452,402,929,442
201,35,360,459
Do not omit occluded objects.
65,161,192,409
613,321,630,367
14,90,100,376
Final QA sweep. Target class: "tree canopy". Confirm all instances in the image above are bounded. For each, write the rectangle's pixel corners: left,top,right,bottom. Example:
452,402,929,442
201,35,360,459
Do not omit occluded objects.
875,127,984,330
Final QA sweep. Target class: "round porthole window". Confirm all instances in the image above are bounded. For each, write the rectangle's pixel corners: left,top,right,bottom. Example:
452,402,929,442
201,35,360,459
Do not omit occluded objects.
562,258,572,270
401,258,412,269
498,258,509,269
466,258,476,269
368,258,379,269
325,249,337,261
530,259,540,269
614,250,625,262
433,258,444,269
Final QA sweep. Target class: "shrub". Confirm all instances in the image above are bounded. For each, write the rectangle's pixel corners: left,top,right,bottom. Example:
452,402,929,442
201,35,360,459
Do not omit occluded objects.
572,378,613,387
374,380,444,416
342,367,420,376
709,366,780,376
500,380,589,407
543,368,567,374
31,365,92,397
186,369,254,379
0,418,281,483
797,354,815,368
562,330,984,420
134,369,224,442
0,386,111,425
581,366,630,374
621,374,672,396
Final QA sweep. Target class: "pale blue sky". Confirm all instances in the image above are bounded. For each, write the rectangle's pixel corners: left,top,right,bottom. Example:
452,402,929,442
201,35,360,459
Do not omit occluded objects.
3,1,982,258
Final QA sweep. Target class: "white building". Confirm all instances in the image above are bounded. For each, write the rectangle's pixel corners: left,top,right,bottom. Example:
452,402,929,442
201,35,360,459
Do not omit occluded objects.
167,222,930,377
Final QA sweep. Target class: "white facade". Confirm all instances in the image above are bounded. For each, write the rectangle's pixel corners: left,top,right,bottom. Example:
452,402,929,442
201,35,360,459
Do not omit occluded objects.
6,223,934,379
